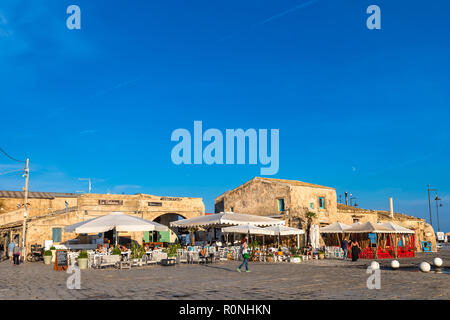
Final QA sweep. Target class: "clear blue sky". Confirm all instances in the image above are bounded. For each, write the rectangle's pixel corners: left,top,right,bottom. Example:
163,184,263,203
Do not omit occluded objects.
1,0,449,232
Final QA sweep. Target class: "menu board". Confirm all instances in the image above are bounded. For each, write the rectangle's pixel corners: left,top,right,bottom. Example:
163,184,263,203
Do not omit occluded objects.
54,250,68,271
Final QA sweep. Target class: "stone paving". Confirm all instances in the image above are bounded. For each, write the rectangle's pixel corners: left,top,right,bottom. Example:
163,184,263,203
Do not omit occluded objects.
0,247,448,300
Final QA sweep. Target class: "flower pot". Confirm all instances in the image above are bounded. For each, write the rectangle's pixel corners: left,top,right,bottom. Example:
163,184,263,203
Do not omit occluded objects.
77,258,88,270
318,253,325,260
266,256,273,263
44,255,52,265
291,257,302,263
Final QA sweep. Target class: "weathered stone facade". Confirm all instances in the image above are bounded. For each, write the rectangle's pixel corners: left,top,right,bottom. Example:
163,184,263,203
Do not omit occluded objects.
0,192,205,250
215,177,437,252
215,177,337,231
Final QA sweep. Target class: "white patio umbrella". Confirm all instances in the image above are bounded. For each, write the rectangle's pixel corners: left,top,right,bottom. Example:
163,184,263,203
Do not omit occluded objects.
170,212,285,228
64,212,168,245
222,224,273,248
319,222,352,233
264,225,305,248
309,224,320,250
378,222,415,234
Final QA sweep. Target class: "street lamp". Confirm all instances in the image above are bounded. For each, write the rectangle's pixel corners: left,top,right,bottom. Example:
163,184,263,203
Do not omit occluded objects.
434,194,443,233
427,185,437,228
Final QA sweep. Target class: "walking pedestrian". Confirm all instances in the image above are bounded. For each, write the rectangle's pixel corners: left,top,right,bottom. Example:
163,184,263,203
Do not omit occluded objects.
8,241,15,262
350,239,360,262
341,237,349,260
237,237,250,273
13,244,21,265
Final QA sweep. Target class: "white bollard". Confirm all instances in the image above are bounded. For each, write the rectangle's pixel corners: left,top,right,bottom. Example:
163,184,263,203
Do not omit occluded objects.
419,262,431,272
370,261,380,270
433,257,443,267
391,260,400,269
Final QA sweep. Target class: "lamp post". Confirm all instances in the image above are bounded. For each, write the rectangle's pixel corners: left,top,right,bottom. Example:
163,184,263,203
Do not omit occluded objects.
434,194,443,233
427,185,437,228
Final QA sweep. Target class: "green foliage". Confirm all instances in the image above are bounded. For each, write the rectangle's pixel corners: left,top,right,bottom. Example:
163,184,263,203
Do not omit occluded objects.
43,250,52,256
131,242,146,259
267,253,274,257
250,240,260,249
166,243,181,257
50,246,56,250
78,250,88,259
306,211,317,219
112,246,122,255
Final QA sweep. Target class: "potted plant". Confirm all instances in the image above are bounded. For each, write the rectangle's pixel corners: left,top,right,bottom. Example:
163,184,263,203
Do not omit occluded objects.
112,246,122,255
266,253,274,263
43,250,53,265
77,250,88,269
291,255,303,263
50,246,57,263
318,250,325,260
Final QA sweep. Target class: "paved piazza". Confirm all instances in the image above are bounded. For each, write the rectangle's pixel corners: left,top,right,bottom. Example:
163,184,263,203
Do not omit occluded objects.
0,248,448,300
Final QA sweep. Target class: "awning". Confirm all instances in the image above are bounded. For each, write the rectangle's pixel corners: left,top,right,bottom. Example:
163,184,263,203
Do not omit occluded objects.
378,222,415,234
345,221,395,234
319,222,352,233
170,212,285,228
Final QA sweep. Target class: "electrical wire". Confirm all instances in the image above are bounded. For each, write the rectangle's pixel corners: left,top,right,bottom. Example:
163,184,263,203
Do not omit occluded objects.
0,169,23,176
0,147,25,163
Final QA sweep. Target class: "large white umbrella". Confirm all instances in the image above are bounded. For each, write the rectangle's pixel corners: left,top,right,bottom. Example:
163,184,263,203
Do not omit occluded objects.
264,225,305,248
170,212,285,228
378,222,415,234
222,224,273,235
319,222,352,233
64,212,168,245
345,221,394,234
309,224,320,250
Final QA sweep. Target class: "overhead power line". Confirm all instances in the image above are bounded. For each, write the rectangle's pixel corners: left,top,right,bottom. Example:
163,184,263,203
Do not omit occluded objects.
0,147,26,163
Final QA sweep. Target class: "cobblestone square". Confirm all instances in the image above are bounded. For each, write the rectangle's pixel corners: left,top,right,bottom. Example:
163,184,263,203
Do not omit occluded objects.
0,249,448,300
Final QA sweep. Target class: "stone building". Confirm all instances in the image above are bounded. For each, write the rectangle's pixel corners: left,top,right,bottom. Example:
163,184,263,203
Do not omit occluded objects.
215,177,436,251
0,191,204,251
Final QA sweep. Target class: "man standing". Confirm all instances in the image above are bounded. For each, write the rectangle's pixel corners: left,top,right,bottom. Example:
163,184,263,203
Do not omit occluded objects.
341,237,349,260
8,240,16,263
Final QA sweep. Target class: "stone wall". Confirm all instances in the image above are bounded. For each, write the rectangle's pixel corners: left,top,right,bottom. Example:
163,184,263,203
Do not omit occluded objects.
0,196,78,218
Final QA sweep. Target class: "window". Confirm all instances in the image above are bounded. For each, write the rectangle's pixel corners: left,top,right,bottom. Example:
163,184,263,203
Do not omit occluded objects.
310,202,314,209
230,207,234,212
52,227,62,243
278,199,285,212
353,218,360,223
319,197,325,209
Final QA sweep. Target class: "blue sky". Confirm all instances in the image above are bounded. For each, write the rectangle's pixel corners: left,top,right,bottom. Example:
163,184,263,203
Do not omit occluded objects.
0,0,449,232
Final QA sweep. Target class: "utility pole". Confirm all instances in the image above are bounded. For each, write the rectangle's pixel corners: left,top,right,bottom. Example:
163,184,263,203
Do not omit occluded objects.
21,158,29,262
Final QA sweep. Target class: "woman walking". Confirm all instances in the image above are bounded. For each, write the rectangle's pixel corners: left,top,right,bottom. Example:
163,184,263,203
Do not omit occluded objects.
237,237,250,273
350,239,360,262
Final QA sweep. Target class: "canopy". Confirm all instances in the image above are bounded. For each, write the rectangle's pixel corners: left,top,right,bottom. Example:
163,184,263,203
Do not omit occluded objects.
64,212,168,233
319,222,352,233
170,212,285,228
222,224,273,235
378,222,415,234
264,225,305,236
345,221,394,234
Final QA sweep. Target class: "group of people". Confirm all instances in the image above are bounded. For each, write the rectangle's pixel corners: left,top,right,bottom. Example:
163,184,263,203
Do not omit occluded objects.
341,237,361,261
0,240,22,265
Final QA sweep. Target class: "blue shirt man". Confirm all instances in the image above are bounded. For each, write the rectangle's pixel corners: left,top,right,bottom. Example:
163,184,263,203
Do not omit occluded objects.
341,238,349,260
8,242,16,260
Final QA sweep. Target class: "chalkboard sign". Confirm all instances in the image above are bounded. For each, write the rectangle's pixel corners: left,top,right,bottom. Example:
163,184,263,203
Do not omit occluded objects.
54,250,68,271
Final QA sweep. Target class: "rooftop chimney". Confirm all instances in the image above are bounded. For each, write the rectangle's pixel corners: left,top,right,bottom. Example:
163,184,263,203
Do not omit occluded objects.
389,197,394,218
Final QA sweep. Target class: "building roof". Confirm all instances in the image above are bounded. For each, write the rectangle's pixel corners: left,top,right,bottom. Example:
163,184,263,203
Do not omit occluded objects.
0,190,79,199
337,203,423,222
255,177,335,190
